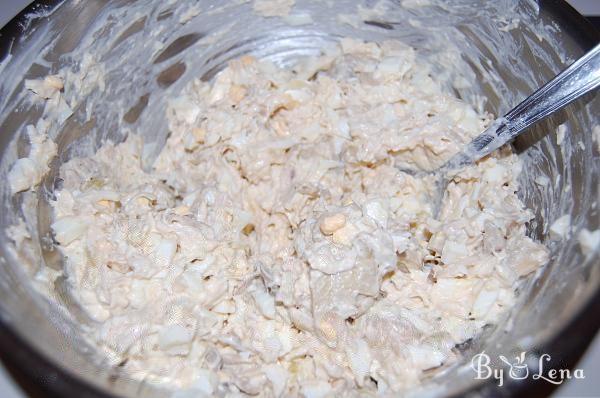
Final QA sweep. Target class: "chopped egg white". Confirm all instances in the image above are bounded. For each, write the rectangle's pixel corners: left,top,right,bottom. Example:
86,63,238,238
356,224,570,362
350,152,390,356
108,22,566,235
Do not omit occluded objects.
8,123,57,194
578,228,599,257
549,214,571,240
556,123,567,146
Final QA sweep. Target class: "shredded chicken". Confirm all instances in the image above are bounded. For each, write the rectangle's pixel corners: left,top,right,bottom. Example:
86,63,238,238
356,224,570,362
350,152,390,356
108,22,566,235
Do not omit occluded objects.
44,39,548,396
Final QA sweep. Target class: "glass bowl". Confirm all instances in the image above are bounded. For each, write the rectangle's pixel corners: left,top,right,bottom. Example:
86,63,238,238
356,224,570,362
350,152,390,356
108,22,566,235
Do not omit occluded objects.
0,1,597,397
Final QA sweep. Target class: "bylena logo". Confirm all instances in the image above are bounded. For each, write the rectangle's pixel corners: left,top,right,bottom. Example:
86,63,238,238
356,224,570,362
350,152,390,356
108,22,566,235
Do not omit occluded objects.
471,351,585,387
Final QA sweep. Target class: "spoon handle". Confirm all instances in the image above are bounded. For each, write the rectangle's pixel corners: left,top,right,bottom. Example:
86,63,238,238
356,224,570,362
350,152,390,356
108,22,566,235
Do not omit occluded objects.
505,43,600,135
446,43,600,170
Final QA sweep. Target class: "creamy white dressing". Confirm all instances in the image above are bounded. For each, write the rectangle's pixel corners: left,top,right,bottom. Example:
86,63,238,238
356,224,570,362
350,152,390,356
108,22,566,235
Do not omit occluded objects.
253,0,296,17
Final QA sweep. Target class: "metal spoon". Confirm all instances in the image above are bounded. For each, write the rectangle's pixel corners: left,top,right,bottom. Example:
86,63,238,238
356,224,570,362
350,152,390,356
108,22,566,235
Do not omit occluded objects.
429,43,600,216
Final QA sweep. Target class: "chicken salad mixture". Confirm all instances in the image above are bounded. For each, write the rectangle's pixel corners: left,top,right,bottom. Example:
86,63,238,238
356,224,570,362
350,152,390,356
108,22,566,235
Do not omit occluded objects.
11,38,550,396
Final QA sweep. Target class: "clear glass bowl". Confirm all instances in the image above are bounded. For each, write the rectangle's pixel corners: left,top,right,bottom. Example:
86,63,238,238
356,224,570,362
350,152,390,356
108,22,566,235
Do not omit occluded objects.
0,1,597,397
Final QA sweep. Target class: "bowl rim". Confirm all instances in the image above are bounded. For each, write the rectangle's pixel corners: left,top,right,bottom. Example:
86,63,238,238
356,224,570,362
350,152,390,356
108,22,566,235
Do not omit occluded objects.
0,1,598,397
